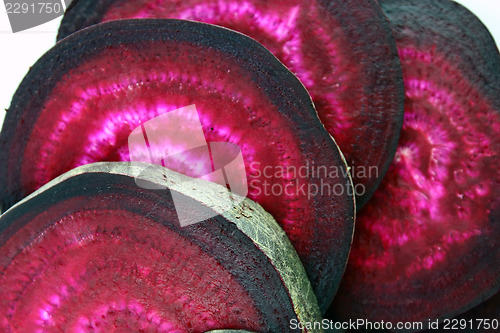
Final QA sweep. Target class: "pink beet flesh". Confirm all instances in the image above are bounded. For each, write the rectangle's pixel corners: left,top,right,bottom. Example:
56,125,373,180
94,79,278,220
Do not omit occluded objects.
331,0,500,323
0,209,262,332
102,0,384,152
58,0,404,208
23,41,308,252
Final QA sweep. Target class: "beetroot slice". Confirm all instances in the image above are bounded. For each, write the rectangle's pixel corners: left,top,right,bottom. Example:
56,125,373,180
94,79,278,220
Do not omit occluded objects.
0,19,355,311
0,162,322,332
329,0,500,324
57,0,405,209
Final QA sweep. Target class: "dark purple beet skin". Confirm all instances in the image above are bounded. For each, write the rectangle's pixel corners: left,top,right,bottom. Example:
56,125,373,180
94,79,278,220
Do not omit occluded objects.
0,19,354,312
329,0,500,325
0,163,320,332
57,0,405,209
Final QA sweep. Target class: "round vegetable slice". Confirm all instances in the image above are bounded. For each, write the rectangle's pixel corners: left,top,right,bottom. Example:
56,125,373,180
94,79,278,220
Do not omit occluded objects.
57,0,405,209
0,162,322,332
0,19,354,311
329,0,500,324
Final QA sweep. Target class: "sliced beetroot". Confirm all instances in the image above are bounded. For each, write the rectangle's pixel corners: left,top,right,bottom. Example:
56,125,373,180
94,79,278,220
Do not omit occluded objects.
0,19,355,311
0,162,322,332
57,0,405,209
329,0,500,324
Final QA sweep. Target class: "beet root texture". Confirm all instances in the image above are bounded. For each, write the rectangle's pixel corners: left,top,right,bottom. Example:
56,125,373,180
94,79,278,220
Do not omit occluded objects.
0,162,323,332
328,0,500,325
0,19,355,311
57,0,405,209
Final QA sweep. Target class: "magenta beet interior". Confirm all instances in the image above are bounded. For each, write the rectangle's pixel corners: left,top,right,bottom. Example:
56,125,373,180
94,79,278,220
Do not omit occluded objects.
22,42,313,249
88,0,403,206
102,0,357,148
332,44,500,321
0,203,263,332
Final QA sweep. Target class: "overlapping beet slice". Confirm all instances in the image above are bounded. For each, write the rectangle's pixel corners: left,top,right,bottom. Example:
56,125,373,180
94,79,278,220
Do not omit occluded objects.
0,19,355,311
329,0,500,324
0,162,322,332
57,0,405,209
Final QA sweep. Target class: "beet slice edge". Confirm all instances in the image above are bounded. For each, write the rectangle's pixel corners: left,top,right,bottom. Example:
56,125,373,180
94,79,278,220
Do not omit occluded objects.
0,161,323,332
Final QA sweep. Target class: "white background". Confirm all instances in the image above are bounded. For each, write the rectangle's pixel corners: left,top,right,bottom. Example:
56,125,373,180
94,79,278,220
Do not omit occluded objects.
0,0,499,130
